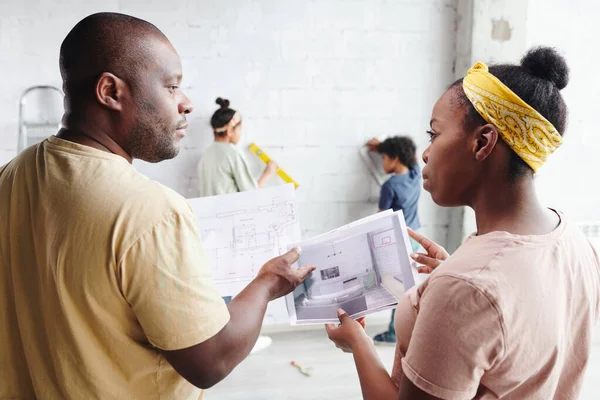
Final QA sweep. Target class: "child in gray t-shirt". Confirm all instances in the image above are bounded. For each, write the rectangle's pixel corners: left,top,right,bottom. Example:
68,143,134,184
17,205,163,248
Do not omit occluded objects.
197,98,277,197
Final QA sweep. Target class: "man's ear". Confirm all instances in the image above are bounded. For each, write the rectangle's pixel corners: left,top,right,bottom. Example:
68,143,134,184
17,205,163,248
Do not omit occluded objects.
472,123,499,162
95,72,126,112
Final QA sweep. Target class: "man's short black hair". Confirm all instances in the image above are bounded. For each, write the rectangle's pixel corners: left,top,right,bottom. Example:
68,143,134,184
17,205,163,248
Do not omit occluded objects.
59,12,167,109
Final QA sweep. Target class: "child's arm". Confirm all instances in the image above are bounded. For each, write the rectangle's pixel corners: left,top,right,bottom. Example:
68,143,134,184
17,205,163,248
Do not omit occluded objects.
257,161,278,188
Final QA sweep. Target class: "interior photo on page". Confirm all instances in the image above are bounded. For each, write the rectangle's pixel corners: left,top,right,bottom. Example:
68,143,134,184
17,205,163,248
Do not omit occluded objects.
286,211,417,325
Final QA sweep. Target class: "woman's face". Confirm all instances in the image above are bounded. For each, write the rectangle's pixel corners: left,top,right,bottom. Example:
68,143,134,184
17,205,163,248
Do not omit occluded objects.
422,89,480,207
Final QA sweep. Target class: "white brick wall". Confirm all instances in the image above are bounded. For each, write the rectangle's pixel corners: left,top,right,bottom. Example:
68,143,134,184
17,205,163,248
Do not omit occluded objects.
0,0,459,245
526,0,600,223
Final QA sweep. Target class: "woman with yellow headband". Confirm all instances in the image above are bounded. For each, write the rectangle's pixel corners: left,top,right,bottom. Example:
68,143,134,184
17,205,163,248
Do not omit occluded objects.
325,47,600,399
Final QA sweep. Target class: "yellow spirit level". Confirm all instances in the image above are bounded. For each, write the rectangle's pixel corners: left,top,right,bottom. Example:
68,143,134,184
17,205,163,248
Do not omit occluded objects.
248,143,299,189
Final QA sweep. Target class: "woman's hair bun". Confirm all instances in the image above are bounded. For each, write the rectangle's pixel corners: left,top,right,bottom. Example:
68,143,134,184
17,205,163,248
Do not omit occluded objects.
520,46,569,90
215,97,230,109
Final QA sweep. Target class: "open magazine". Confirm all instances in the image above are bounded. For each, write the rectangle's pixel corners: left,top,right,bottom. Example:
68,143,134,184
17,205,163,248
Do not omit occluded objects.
285,210,418,325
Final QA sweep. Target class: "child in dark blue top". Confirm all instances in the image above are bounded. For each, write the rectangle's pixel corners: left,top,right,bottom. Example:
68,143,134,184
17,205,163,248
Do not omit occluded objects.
367,136,421,345
376,137,421,231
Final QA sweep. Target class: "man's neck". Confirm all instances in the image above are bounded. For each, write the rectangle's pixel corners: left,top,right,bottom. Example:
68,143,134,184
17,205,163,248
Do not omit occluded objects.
56,127,133,164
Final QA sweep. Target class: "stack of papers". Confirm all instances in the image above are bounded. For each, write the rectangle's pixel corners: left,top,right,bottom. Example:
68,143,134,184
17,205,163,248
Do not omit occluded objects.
187,184,418,326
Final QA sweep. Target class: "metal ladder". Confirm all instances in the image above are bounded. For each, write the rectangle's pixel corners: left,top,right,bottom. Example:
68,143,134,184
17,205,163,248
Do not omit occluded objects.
18,85,63,153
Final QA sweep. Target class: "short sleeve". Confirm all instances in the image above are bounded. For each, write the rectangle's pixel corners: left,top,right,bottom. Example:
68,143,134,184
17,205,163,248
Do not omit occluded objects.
231,149,258,192
401,275,505,400
379,182,394,211
119,211,230,351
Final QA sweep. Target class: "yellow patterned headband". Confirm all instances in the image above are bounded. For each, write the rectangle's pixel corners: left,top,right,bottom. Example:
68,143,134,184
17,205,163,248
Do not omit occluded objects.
462,62,563,172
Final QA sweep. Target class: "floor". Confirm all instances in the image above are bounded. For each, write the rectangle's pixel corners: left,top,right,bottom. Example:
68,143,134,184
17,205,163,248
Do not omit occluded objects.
205,323,600,400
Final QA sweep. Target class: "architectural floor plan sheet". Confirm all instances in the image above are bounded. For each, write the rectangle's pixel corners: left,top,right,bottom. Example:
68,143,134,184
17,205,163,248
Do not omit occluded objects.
285,211,417,325
187,184,300,324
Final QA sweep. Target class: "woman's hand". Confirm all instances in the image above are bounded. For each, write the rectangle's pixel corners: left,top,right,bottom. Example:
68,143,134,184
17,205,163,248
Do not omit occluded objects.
325,309,369,353
408,228,450,274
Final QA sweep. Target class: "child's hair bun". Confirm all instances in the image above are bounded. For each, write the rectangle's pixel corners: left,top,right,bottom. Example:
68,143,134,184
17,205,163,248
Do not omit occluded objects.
216,97,230,109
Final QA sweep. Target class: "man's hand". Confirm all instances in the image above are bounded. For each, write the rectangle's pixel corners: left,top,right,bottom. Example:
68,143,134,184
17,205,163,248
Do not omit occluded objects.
366,138,381,152
325,309,369,353
254,248,315,300
408,228,450,274
162,248,314,389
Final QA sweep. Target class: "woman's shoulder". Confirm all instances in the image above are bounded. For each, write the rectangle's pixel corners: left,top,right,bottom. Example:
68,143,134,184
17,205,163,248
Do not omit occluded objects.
426,235,517,294
426,219,595,304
